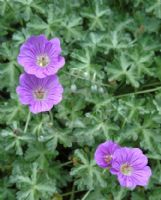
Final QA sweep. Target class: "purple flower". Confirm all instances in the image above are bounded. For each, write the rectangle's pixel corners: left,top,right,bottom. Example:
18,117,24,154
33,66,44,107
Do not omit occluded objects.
110,147,152,188
16,73,63,114
18,35,65,78
94,141,120,168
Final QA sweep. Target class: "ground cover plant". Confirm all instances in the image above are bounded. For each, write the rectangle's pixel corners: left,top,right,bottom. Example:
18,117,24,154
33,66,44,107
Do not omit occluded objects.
0,0,161,199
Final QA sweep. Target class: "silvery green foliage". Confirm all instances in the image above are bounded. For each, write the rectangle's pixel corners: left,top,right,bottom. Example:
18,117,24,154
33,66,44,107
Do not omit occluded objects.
0,0,161,199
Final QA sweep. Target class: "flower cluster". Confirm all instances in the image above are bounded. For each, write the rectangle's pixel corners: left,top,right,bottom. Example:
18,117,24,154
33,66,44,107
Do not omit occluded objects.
94,141,152,189
16,35,65,114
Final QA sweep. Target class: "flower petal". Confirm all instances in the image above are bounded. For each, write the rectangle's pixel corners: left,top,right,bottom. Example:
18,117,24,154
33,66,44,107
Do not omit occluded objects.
94,141,120,168
132,166,152,186
17,35,65,78
16,73,63,114
118,174,136,189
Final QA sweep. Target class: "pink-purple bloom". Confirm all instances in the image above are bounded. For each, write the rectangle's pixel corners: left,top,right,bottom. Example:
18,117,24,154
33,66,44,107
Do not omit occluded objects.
94,141,120,168
110,147,152,188
16,73,63,114
18,35,65,78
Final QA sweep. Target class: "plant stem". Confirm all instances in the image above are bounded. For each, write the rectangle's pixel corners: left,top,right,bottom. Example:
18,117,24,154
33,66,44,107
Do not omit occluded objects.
141,82,161,88
115,85,161,98
64,71,161,97
63,71,112,88
62,190,85,197
24,111,31,134
114,188,125,200
81,190,91,200
70,184,75,200
49,110,54,124
60,161,73,167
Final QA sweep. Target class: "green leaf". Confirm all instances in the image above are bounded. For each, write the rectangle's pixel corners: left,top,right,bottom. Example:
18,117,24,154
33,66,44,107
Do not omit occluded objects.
11,163,56,200
81,1,111,31
0,42,20,91
25,142,57,168
107,53,140,88
0,177,16,200
1,122,33,155
70,149,107,190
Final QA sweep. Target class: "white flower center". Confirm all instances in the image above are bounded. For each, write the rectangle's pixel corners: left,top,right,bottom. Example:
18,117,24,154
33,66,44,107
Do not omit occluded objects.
34,88,46,100
104,155,112,164
37,54,49,67
121,163,133,176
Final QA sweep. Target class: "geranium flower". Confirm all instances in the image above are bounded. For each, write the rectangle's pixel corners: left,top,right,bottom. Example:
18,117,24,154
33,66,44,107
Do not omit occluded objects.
18,35,65,78
110,147,152,188
94,141,120,168
16,73,63,114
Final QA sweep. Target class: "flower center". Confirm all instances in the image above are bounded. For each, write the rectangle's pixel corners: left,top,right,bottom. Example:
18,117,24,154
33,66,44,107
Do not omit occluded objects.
37,54,49,67
34,88,46,100
121,163,133,176
104,155,112,164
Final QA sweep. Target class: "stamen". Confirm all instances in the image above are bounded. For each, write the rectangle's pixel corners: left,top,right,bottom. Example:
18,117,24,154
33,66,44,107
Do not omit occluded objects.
121,163,133,176
104,155,112,164
34,88,46,100
37,54,49,67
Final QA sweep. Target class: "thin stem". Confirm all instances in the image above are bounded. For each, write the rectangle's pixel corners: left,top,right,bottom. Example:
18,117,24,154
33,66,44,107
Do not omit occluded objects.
62,190,85,197
103,169,106,174
63,71,112,88
60,161,73,167
24,111,31,134
64,71,161,97
81,190,91,200
70,184,75,200
141,82,161,88
114,188,125,200
62,192,73,197
115,85,161,98
49,110,54,124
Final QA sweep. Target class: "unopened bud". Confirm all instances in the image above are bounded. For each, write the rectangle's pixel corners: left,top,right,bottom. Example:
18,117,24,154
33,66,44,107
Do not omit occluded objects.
91,84,97,92
71,84,77,92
